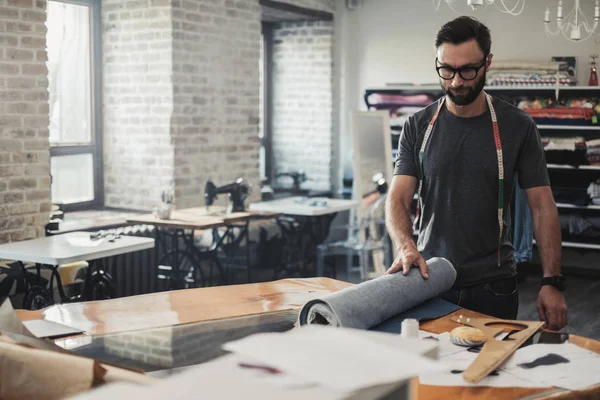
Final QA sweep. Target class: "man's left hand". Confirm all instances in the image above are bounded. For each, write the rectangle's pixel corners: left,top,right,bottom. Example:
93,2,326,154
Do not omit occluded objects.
537,286,568,331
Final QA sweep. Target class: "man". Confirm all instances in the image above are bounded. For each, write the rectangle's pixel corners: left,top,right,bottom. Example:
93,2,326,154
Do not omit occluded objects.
385,16,568,331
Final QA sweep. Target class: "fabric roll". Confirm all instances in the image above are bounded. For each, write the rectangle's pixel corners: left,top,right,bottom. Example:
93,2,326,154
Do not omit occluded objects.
298,257,457,330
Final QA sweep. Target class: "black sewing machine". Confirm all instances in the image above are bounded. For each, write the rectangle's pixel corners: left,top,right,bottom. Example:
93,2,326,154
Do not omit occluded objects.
276,170,308,192
272,169,332,199
204,178,251,213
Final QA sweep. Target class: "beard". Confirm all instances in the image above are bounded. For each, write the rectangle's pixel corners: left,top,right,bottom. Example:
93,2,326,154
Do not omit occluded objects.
441,70,486,106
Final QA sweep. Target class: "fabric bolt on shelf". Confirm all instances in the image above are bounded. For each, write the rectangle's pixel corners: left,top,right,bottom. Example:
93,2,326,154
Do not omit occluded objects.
298,257,457,330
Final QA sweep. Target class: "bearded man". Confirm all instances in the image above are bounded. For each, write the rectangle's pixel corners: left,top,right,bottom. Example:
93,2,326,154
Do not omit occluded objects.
385,16,568,331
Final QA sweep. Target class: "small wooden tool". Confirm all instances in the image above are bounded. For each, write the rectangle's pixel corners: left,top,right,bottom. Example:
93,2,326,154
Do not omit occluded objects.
451,315,544,383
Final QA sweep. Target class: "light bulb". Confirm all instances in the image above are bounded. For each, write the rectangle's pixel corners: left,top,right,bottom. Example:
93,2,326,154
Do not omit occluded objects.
570,25,581,40
557,1,563,18
467,0,484,10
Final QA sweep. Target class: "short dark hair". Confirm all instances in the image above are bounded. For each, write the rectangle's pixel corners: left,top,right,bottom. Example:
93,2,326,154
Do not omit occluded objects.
435,16,491,57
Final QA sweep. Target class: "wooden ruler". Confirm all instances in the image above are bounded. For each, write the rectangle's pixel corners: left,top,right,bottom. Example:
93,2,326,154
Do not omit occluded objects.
451,315,545,383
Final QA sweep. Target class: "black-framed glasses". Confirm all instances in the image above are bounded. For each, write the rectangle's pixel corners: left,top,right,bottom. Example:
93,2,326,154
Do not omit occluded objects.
435,57,487,81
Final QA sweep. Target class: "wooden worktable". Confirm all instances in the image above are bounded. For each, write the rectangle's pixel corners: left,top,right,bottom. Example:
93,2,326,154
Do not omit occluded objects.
16,278,600,399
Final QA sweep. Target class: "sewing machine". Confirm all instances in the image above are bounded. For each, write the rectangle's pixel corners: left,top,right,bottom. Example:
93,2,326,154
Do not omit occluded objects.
271,169,332,199
276,170,308,192
204,178,251,213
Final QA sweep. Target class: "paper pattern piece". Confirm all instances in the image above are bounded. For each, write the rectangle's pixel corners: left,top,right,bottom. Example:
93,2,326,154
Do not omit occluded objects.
419,337,600,390
23,319,84,339
418,345,547,388
72,354,349,400
0,299,34,337
223,325,446,392
0,299,155,400
502,343,600,390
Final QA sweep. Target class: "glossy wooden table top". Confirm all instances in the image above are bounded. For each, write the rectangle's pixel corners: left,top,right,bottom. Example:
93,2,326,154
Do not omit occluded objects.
16,278,353,336
16,278,600,399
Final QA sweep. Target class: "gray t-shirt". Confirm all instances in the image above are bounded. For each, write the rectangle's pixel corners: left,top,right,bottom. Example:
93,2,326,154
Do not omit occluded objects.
394,95,550,287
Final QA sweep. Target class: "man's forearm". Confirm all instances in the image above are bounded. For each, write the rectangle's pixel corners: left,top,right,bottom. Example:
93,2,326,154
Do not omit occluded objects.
531,201,562,277
385,195,416,252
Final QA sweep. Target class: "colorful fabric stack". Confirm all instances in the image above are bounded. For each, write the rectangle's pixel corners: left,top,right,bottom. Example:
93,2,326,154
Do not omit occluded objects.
525,107,597,126
542,136,588,167
586,139,600,166
518,97,600,127
486,61,575,87
588,180,600,206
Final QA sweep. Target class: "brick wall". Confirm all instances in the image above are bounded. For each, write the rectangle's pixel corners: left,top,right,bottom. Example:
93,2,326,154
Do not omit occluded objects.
102,0,175,211
171,0,262,209
271,20,333,192
101,0,334,210
0,0,51,243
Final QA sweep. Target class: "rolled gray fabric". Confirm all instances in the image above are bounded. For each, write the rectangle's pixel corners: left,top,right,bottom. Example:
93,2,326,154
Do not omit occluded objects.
298,257,457,330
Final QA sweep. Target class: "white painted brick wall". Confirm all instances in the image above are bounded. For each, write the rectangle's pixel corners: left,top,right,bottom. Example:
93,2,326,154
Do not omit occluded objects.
171,0,262,209
102,0,175,211
271,21,333,192
101,0,335,210
0,0,50,243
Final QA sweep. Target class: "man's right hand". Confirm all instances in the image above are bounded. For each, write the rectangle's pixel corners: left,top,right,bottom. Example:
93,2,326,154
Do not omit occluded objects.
385,242,429,279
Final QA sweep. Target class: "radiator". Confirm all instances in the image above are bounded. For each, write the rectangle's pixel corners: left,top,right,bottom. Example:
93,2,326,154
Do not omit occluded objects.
92,224,159,298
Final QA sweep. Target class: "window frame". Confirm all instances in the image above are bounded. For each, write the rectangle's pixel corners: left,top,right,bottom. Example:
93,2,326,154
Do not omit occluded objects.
261,22,274,185
48,0,103,212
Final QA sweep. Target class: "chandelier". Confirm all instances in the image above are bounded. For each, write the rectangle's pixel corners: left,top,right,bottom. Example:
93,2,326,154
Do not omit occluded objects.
544,0,600,42
433,0,525,15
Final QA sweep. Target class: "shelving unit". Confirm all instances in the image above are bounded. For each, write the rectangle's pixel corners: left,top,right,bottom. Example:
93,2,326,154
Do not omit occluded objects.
534,239,600,250
538,125,600,131
365,85,600,266
556,203,600,210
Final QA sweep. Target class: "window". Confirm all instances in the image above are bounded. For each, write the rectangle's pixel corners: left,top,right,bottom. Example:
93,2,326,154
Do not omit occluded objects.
46,0,102,211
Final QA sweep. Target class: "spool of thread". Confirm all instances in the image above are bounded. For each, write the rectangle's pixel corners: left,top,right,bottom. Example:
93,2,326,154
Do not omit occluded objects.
401,318,419,338
450,326,486,347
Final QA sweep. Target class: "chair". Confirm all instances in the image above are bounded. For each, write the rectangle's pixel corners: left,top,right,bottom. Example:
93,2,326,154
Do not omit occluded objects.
316,192,391,281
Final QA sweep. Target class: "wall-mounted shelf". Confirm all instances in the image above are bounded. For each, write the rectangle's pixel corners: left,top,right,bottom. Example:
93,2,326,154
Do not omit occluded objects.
547,164,600,170
538,125,600,131
534,239,600,250
377,85,599,91
486,85,599,91
556,203,600,210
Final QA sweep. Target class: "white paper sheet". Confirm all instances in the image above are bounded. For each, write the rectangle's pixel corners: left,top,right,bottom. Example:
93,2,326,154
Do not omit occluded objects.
23,320,84,339
71,354,348,400
419,348,547,388
222,325,447,392
420,340,600,390
434,332,473,358
501,343,600,390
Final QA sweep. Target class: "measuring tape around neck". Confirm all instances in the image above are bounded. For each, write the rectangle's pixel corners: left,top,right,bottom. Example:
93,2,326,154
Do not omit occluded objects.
413,93,504,266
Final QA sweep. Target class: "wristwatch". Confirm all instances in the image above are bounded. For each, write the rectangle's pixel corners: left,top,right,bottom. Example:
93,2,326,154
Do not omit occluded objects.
541,275,566,291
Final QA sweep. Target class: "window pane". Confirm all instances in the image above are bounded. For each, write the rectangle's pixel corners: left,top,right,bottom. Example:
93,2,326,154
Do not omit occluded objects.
46,2,92,145
51,154,94,204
